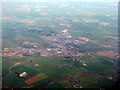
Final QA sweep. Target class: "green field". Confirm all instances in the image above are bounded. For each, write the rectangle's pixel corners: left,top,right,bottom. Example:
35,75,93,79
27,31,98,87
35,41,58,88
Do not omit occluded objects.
2,55,116,88
37,73,48,80
2,2,118,88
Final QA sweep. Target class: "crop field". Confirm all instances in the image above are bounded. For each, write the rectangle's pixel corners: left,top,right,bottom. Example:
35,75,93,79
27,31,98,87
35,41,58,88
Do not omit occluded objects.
25,76,41,85
95,51,117,58
37,73,48,80
2,2,118,89
2,55,117,88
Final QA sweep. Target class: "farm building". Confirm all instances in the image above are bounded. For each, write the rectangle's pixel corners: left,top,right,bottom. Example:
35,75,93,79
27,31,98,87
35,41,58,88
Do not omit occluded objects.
34,64,40,67
19,72,27,78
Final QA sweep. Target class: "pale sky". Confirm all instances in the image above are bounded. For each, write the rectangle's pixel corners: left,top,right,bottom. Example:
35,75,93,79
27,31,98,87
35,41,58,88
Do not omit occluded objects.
1,0,119,2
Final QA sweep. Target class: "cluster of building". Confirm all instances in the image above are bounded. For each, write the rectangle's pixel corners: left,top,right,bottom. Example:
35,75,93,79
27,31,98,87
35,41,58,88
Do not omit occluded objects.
66,79,82,88
40,30,88,57
71,58,87,66
3,28,91,57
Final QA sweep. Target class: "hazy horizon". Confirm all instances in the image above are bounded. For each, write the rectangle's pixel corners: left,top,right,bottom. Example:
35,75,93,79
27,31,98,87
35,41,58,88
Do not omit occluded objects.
1,0,119,2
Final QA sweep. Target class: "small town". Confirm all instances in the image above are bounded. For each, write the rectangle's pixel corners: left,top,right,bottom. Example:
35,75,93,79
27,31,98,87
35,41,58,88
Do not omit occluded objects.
2,1,119,89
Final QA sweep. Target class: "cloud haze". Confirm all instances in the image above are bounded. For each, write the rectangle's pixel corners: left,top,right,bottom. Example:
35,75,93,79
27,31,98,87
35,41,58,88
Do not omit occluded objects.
1,0,119,2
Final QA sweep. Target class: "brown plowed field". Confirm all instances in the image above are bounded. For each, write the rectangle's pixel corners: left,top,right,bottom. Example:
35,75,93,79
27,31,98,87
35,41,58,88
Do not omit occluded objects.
25,76,41,85
95,51,117,58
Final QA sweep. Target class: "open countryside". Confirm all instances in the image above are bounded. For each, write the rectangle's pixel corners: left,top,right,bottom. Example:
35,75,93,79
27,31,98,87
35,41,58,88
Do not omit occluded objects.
2,2,119,89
